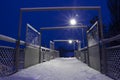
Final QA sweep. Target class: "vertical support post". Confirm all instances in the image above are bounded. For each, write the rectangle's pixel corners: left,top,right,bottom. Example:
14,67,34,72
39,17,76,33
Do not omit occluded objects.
73,41,76,57
97,8,106,73
39,30,42,63
50,41,54,59
50,41,52,49
15,10,23,72
73,41,75,51
86,31,90,66
98,8,106,74
50,41,54,50
82,28,84,48
78,41,81,50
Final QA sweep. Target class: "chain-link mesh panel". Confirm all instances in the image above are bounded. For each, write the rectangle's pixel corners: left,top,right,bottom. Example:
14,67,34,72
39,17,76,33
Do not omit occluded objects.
50,50,59,59
0,46,16,77
26,24,40,47
75,48,88,64
87,22,99,47
87,21,101,71
80,49,87,63
0,46,25,76
41,47,59,63
75,51,81,60
24,24,40,67
106,46,120,80
54,50,59,58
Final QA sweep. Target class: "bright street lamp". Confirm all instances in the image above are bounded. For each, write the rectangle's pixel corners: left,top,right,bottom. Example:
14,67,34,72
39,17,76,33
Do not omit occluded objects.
68,40,72,44
69,19,77,25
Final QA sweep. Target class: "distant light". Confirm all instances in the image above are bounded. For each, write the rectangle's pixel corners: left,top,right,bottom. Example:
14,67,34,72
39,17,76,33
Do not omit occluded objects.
76,40,78,43
69,19,77,25
76,14,79,17
68,40,72,44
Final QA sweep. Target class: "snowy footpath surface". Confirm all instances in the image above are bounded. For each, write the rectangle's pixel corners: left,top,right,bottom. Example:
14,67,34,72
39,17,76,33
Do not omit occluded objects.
1,58,113,80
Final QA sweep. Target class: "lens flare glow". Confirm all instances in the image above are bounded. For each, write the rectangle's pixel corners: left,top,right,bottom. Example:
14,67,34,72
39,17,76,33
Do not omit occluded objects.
68,40,72,44
70,19,77,25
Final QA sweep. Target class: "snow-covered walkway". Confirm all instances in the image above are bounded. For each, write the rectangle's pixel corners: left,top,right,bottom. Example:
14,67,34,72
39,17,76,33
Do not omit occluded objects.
2,58,112,80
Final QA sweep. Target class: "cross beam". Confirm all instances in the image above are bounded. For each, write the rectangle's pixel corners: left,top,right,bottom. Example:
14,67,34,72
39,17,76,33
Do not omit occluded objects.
53,40,79,42
40,26,87,30
21,6,101,12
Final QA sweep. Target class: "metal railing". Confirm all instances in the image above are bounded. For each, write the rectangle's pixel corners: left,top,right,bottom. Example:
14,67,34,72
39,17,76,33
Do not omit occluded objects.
102,34,120,80
0,46,16,76
75,47,88,63
0,34,25,77
75,34,120,80
41,47,59,62
24,24,59,67
0,34,59,76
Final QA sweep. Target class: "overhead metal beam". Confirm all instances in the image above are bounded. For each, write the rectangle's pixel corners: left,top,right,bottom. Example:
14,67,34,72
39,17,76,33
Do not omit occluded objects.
53,40,79,42
21,6,101,12
40,26,87,30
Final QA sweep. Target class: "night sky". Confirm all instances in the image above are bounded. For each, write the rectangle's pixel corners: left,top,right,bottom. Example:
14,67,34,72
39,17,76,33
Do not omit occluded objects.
0,0,110,50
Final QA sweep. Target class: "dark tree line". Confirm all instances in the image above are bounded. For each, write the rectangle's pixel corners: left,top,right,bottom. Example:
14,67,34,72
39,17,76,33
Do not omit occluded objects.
108,0,120,37
89,0,120,38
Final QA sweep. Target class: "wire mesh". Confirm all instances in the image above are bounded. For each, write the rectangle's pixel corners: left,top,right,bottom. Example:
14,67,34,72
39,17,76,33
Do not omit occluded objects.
26,24,40,47
0,46,25,77
106,46,120,80
0,46,16,77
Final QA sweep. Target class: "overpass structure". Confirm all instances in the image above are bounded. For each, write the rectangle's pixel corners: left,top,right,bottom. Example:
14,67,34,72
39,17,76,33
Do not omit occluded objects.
0,6,120,80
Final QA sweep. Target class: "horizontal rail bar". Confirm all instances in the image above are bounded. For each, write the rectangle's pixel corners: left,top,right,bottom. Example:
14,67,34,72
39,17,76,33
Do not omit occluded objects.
53,40,79,42
106,45,120,49
41,46,59,52
81,47,87,51
41,46,51,51
27,24,40,34
26,43,55,51
0,46,14,49
21,6,101,12
40,26,87,30
102,34,120,43
0,34,25,45
20,40,25,45
0,34,16,43
87,21,98,33
88,43,99,48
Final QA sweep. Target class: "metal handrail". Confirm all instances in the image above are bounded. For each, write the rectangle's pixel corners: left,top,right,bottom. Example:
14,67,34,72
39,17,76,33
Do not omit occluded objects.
106,45,120,49
80,47,87,51
102,34,120,43
0,34,25,45
0,34,16,43
87,21,98,33
27,24,40,34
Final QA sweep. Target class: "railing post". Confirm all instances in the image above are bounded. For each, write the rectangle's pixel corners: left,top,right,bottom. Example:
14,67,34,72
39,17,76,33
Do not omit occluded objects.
15,40,20,72
16,10,23,72
100,40,107,74
39,31,42,63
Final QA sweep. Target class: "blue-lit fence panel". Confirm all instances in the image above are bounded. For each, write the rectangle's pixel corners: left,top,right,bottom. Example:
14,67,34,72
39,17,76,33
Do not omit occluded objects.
106,46,120,80
0,46,16,77
26,24,40,46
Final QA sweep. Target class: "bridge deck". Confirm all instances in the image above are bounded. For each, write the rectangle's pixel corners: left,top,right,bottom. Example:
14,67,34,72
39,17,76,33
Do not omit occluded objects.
2,58,112,80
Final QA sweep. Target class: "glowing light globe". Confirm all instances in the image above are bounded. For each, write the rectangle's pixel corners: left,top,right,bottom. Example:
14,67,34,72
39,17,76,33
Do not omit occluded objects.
70,19,77,25
68,40,72,44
